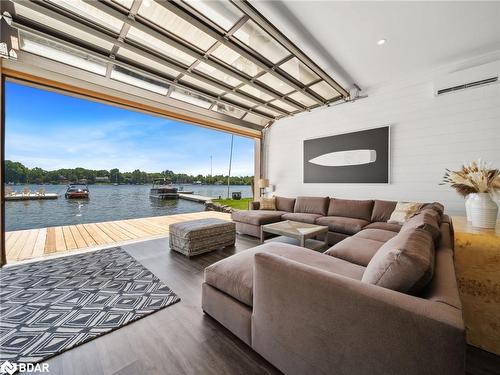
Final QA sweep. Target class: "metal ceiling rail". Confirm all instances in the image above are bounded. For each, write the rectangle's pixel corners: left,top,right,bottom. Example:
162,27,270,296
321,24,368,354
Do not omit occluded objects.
13,19,273,130
11,0,280,121
104,0,141,78
230,0,350,99
170,0,326,106
53,0,291,116
16,0,287,118
83,0,302,113
158,0,324,106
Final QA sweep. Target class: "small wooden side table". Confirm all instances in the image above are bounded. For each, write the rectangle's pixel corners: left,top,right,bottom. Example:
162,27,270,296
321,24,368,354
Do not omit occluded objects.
452,216,500,355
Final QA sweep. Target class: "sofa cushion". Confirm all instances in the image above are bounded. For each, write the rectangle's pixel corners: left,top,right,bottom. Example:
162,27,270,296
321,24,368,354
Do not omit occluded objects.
325,236,385,266
401,210,441,242
294,196,329,215
315,216,370,235
354,228,398,242
371,200,397,222
275,196,296,212
282,212,323,224
327,198,374,221
204,242,365,306
231,210,286,226
362,228,435,293
365,222,402,232
259,197,276,210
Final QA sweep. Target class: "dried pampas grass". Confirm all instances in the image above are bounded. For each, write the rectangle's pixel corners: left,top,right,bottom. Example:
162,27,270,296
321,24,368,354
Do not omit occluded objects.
441,159,500,197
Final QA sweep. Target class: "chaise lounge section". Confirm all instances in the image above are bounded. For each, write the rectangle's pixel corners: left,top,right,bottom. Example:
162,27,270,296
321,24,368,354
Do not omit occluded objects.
203,200,465,375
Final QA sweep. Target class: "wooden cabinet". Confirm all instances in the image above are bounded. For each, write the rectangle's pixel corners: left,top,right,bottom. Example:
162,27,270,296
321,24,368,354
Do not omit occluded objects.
452,216,500,355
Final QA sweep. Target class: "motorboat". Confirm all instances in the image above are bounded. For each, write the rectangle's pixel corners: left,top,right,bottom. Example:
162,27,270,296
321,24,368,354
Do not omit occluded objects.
65,184,90,199
150,178,179,199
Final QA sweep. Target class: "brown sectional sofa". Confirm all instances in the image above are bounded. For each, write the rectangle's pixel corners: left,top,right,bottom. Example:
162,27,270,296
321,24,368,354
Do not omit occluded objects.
232,196,403,244
203,197,465,375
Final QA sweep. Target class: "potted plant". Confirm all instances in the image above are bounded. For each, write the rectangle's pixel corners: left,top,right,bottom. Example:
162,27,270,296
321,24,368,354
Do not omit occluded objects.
441,159,499,228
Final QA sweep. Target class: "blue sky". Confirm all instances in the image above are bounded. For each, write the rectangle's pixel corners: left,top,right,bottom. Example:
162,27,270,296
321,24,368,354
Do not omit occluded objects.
5,82,254,176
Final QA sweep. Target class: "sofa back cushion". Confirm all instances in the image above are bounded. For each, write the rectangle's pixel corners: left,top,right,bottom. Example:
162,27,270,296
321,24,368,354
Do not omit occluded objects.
402,209,441,242
371,200,397,222
362,228,435,294
294,196,329,215
327,198,374,221
275,196,296,212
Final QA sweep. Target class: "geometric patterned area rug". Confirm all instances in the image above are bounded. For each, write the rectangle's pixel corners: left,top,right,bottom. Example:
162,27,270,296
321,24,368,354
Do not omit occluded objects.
0,247,180,367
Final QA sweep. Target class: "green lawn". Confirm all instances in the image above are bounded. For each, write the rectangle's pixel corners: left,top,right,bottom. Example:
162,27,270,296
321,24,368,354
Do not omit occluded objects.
213,197,253,210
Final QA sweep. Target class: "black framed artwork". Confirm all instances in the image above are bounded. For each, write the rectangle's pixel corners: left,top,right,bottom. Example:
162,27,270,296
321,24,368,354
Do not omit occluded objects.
304,126,390,183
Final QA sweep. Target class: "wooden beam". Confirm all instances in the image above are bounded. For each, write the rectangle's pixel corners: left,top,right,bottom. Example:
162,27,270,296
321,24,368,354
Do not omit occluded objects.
2,68,262,140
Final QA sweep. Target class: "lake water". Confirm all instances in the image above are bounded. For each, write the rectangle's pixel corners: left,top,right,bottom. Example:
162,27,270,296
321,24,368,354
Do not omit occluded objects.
5,184,253,231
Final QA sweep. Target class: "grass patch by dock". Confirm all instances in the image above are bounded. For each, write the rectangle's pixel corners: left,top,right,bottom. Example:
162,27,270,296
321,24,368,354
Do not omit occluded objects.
213,197,253,210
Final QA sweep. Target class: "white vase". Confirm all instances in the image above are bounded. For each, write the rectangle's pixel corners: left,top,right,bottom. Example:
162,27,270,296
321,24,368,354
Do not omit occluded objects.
465,194,475,222
470,193,498,229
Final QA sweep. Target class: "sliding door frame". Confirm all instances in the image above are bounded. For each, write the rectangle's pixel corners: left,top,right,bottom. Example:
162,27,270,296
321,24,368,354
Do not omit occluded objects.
0,68,262,266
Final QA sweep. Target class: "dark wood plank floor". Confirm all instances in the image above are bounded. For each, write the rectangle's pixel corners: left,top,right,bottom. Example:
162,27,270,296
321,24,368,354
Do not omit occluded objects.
32,235,499,375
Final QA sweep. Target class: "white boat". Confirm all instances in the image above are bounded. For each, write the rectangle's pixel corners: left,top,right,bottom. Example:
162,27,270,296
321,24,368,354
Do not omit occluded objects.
308,149,377,167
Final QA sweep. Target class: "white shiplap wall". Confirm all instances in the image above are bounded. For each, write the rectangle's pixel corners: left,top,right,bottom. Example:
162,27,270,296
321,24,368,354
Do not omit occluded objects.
265,57,500,216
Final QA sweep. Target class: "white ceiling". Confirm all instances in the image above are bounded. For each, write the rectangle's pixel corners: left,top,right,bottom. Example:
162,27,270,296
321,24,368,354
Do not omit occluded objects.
252,1,500,90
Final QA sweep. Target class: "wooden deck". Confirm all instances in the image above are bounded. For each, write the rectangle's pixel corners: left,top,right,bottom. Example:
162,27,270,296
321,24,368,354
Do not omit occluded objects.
178,193,213,203
5,211,231,264
4,193,58,201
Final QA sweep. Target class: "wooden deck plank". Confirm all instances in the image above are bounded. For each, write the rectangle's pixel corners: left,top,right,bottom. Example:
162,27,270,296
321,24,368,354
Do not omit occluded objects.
5,211,232,263
32,229,47,259
83,224,112,245
5,231,24,258
11,230,36,260
54,227,67,252
113,221,151,237
108,222,137,240
16,229,40,261
142,219,171,232
69,225,87,248
128,219,165,235
126,219,162,235
76,224,98,247
95,222,126,242
62,226,78,250
45,227,57,254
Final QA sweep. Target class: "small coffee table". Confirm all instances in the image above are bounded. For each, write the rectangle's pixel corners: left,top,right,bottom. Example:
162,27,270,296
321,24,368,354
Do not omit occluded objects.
260,220,329,248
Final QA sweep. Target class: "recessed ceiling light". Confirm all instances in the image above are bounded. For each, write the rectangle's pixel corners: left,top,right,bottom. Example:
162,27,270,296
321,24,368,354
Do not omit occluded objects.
377,39,387,46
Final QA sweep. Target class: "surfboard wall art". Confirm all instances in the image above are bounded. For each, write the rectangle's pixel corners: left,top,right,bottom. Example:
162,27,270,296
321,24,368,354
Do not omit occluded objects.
304,126,390,183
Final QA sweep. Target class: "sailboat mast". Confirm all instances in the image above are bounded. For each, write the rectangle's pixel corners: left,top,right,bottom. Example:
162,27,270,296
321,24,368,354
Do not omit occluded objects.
227,135,234,199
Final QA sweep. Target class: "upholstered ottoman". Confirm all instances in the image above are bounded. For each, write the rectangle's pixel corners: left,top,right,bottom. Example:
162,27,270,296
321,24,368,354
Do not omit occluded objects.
169,218,236,257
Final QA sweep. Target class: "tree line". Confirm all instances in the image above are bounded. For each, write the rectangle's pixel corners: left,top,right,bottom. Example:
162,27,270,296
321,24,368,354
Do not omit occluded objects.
4,160,253,185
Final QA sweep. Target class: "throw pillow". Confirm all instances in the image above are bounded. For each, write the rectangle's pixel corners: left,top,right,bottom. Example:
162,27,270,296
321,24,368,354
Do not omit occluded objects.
388,202,422,224
259,197,276,210
362,228,435,294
